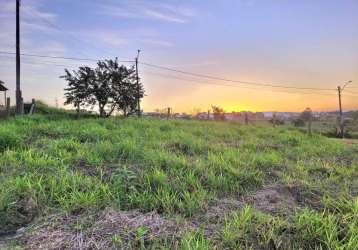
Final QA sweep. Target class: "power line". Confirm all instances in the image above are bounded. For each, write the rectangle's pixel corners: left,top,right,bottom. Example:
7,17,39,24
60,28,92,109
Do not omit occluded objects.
1,54,82,67
2,51,355,97
21,61,75,68
0,51,134,63
144,70,338,97
140,61,336,91
1,51,355,98
345,90,358,95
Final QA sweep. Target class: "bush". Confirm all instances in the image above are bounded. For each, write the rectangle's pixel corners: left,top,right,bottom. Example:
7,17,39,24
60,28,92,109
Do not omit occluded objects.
292,118,305,127
269,118,285,125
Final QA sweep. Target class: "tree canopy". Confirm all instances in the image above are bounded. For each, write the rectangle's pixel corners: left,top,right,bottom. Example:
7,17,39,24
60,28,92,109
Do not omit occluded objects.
212,105,226,121
61,59,144,117
300,107,313,122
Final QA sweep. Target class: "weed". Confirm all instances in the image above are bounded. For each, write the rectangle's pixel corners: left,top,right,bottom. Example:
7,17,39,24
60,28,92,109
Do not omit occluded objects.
180,232,212,250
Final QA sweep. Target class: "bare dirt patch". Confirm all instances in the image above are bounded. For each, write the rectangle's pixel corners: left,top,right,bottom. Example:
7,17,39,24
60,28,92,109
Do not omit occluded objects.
21,208,186,250
7,186,323,249
166,142,195,156
244,185,301,216
256,143,284,151
220,140,241,148
339,139,358,145
191,198,244,242
201,198,243,224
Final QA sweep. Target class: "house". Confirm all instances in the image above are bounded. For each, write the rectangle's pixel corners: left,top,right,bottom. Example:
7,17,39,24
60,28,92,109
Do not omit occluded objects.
224,112,265,122
0,80,8,108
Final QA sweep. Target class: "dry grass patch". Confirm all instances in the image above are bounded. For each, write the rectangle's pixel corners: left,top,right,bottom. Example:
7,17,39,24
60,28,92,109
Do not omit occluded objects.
22,208,187,249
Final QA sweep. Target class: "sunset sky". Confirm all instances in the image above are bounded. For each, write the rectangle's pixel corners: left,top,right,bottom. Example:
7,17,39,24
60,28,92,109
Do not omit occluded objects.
0,0,357,112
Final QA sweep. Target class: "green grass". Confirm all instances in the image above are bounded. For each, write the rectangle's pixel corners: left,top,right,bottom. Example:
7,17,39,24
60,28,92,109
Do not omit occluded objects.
0,111,357,249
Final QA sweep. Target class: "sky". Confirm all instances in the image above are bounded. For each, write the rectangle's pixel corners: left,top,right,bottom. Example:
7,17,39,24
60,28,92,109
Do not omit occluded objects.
0,0,358,113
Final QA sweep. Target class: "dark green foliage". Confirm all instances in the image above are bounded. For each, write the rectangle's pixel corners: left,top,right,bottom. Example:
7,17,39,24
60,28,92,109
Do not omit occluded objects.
300,107,313,122
292,118,305,127
62,58,144,117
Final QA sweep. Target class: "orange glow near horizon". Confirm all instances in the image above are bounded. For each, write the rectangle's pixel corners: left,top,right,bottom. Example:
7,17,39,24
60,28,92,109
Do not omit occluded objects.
139,54,358,113
141,75,358,113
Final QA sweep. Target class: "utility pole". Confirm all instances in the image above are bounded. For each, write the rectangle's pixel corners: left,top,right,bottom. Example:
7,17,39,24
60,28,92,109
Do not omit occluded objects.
337,81,352,138
135,49,141,117
16,0,23,114
337,86,343,138
272,112,276,128
308,112,312,136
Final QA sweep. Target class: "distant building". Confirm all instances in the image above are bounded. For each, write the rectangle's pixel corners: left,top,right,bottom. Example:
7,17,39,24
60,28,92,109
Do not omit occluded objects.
224,112,242,121
263,112,300,120
223,112,265,122
0,81,8,108
196,112,213,120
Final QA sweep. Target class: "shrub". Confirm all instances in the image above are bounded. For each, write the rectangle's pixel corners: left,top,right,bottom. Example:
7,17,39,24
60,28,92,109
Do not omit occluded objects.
292,118,305,127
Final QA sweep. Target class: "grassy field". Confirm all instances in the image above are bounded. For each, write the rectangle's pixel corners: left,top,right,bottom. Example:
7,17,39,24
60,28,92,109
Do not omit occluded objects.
0,109,357,249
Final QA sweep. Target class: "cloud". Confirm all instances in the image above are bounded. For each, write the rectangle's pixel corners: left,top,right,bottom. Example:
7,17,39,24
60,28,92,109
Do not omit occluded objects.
81,31,129,49
166,61,220,68
22,5,57,22
0,0,58,38
140,39,174,48
143,9,187,23
80,28,174,50
21,21,57,34
98,1,196,24
0,1,67,87
0,0,57,24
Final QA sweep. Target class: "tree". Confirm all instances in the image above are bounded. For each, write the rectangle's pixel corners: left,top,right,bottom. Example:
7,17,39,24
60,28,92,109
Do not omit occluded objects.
351,111,358,121
61,66,94,114
300,107,313,122
299,107,313,135
292,118,305,127
106,60,144,117
291,108,313,127
61,59,144,117
212,105,225,121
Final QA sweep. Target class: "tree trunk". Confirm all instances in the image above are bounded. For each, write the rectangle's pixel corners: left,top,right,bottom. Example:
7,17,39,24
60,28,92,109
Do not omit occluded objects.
76,104,80,119
106,103,116,117
99,104,105,117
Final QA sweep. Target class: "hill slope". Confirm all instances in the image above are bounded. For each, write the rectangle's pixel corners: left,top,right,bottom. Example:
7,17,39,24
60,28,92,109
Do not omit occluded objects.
0,114,357,249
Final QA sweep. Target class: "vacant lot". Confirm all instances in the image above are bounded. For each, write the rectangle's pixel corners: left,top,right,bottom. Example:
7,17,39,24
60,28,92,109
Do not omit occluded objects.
0,112,357,249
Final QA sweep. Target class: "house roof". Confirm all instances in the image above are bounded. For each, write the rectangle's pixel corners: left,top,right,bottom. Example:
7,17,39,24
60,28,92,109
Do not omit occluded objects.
0,82,8,91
